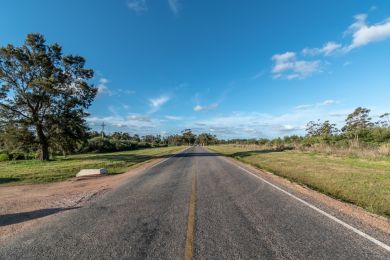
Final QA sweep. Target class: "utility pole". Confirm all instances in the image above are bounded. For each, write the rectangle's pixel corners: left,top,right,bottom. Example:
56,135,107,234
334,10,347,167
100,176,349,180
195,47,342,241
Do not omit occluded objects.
101,122,105,139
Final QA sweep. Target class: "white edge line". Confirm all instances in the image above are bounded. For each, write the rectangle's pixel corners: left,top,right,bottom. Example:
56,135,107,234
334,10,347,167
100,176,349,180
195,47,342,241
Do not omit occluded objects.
227,159,390,252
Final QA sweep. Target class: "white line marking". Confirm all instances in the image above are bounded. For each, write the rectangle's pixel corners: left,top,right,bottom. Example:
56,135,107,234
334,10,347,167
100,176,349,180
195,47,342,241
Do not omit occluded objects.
226,159,390,252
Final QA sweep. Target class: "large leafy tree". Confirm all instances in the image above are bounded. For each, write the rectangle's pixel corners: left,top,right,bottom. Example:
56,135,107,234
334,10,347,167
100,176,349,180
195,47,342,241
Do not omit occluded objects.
306,119,338,138
0,33,96,160
182,129,196,145
197,133,217,146
342,107,373,142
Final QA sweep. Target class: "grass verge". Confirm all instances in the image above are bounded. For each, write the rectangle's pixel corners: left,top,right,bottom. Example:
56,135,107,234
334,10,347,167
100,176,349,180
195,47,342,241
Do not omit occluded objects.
209,145,390,218
0,146,183,185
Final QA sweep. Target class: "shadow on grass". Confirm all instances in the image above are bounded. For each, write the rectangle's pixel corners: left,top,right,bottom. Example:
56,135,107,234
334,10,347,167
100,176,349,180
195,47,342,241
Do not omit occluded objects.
0,207,80,226
231,148,293,158
0,177,21,184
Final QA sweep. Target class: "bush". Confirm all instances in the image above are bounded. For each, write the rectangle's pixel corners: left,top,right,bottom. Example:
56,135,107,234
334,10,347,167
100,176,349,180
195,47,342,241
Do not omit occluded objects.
83,137,115,153
110,140,138,151
82,138,143,153
138,142,151,149
0,153,9,161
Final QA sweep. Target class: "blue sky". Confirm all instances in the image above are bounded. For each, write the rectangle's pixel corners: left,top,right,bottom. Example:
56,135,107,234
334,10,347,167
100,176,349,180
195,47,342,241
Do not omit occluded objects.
1,0,390,138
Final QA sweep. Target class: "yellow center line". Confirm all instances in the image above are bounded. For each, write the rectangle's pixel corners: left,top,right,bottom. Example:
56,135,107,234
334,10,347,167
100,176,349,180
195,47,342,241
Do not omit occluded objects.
184,157,197,260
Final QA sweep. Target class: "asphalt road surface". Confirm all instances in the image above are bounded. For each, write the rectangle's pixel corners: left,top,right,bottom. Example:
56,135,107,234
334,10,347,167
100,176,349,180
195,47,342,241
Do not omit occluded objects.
1,146,389,259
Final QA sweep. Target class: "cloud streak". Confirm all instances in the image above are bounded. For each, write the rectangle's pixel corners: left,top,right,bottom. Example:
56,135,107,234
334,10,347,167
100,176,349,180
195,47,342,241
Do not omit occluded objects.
193,103,218,111
295,99,339,110
149,95,170,113
302,42,342,56
168,0,180,15
271,52,321,79
127,0,148,13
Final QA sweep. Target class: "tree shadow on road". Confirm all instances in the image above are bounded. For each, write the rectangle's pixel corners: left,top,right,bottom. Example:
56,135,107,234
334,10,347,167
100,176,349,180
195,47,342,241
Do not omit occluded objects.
173,152,222,158
89,152,222,162
0,207,80,226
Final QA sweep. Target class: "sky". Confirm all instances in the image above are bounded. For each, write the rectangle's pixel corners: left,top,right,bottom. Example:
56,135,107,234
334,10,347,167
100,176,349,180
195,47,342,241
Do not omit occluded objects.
1,0,390,139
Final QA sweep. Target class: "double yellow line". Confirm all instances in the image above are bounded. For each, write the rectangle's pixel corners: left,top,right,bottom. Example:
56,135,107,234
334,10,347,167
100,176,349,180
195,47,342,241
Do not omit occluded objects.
184,158,197,260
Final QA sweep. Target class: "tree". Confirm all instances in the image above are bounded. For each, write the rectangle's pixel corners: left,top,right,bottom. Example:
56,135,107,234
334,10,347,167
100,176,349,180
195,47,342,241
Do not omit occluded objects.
342,107,373,142
318,120,338,137
165,134,184,146
376,113,390,127
0,33,96,160
306,120,322,137
197,133,217,146
181,129,196,145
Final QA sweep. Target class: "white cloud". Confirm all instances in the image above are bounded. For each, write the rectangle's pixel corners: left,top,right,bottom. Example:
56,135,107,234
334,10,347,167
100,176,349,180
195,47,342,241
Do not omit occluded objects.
97,78,113,96
165,115,182,120
149,95,170,113
295,104,313,110
279,124,303,132
191,100,351,138
149,95,170,108
295,99,338,110
345,14,390,51
127,114,151,122
168,0,180,15
343,61,352,67
96,78,135,96
117,88,136,95
87,114,158,129
271,52,321,79
272,52,296,63
271,13,390,79
252,70,265,80
302,41,342,56
321,99,337,105
193,112,306,138
127,0,148,13
193,103,218,111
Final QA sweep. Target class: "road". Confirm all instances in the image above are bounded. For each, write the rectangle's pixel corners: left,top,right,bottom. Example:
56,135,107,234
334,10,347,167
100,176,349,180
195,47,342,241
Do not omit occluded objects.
1,146,389,259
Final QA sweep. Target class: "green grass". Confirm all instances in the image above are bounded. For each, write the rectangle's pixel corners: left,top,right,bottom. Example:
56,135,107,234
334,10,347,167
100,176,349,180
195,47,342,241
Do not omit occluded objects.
209,145,390,218
0,146,183,185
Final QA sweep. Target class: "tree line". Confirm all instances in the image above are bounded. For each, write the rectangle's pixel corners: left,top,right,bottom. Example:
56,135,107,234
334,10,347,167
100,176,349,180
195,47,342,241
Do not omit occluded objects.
222,107,390,150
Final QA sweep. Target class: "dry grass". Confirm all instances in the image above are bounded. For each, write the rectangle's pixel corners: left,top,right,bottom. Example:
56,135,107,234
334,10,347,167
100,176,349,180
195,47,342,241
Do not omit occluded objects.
234,142,390,159
209,144,390,218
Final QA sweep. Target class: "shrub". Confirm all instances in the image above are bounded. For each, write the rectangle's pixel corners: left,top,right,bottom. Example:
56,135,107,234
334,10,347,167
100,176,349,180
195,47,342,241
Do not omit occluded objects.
84,137,115,153
0,153,9,161
138,142,151,149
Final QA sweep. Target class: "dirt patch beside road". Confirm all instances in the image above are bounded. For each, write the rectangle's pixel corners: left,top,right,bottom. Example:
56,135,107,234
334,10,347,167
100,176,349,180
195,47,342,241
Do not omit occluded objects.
0,157,169,241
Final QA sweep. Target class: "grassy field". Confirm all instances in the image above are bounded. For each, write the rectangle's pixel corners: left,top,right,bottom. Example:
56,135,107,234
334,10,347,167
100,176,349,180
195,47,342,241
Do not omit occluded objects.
0,146,183,185
209,145,390,218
